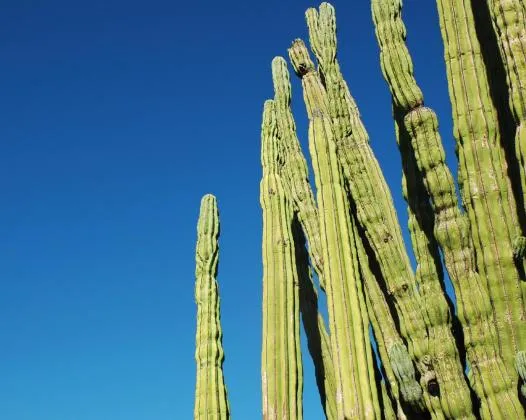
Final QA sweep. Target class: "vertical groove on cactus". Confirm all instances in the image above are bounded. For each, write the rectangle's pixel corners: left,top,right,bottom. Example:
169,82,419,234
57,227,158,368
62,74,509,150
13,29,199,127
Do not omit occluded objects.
435,0,526,380
289,40,378,419
304,4,432,411
194,194,230,420
260,100,303,420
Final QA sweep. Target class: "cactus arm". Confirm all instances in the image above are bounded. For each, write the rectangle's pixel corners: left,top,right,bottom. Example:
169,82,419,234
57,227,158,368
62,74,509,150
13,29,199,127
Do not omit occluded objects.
371,2,477,414
435,0,526,376
194,194,230,420
260,100,303,420
486,0,526,221
371,0,524,415
304,4,434,410
305,3,406,257
271,56,325,286
288,41,378,419
353,214,421,411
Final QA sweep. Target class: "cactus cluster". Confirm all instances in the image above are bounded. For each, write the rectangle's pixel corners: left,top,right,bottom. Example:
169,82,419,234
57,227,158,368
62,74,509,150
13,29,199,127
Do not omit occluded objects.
192,1,526,418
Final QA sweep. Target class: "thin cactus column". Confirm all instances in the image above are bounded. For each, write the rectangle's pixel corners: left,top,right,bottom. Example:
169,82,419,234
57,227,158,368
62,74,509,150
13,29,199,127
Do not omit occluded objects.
289,40,379,419
486,0,526,223
435,0,526,378
273,54,410,418
304,7,434,408
371,1,476,417
371,0,524,415
293,221,337,420
194,194,230,420
260,100,303,420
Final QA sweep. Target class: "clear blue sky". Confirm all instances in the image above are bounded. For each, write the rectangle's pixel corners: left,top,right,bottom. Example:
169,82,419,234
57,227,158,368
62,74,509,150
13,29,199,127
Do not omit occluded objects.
1,1,457,419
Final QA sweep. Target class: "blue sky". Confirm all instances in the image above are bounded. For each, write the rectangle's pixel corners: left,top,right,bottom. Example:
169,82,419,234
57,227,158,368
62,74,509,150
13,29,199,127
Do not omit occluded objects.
1,1,457,419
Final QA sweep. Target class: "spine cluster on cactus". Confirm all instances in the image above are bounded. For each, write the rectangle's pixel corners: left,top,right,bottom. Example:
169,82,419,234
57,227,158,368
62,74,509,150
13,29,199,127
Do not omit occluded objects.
192,1,526,418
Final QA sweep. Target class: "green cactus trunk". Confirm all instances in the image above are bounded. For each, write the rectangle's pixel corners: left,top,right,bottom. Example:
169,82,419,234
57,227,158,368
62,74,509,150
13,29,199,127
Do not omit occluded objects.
435,0,526,383
293,220,337,420
486,0,526,227
260,100,303,420
485,0,526,394
289,40,379,419
194,194,230,420
271,56,337,417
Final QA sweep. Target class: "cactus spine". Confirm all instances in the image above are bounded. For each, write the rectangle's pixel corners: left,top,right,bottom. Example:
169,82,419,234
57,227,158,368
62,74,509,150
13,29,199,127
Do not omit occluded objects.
194,194,230,420
260,100,303,420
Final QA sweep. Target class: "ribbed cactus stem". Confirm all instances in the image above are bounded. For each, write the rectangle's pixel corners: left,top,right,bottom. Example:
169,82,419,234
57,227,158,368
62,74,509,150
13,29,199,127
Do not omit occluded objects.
272,56,337,415
373,0,525,415
194,194,230,420
260,100,303,420
353,217,421,411
371,3,478,415
289,39,378,419
486,0,526,227
304,4,431,409
293,221,337,420
305,2,406,256
380,380,399,420
272,56,325,284
435,0,526,378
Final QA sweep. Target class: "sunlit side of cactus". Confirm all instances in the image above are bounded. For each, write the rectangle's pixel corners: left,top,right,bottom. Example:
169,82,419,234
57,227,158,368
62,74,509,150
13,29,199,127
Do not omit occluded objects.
260,100,303,420
194,194,230,420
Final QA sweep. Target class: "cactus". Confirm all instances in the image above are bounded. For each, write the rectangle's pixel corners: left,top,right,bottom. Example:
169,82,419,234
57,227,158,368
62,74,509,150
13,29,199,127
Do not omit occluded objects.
260,100,303,420
189,2,526,418
288,39,379,419
303,8,436,409
435,0,526,380
486,0,526,222
194,194,230,420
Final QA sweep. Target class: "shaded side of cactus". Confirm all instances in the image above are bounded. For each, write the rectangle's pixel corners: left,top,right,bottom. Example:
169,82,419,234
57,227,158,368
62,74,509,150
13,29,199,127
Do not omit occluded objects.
289,41,378,419
435,0,526,375
293,220,337,420
260,100,303,420
304,5,431,391
194,194,230,420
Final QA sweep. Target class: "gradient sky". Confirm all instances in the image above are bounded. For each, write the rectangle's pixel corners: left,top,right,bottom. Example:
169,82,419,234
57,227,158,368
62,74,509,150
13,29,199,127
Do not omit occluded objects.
1,1,458,419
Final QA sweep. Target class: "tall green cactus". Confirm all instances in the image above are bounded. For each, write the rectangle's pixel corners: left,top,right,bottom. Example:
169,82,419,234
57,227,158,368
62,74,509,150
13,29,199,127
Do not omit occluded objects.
194,194,230,420
371,0,526,417
260,100,303,420
435,0,526,381
486,0,526,223
303,7,434,409
288,39,379,419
